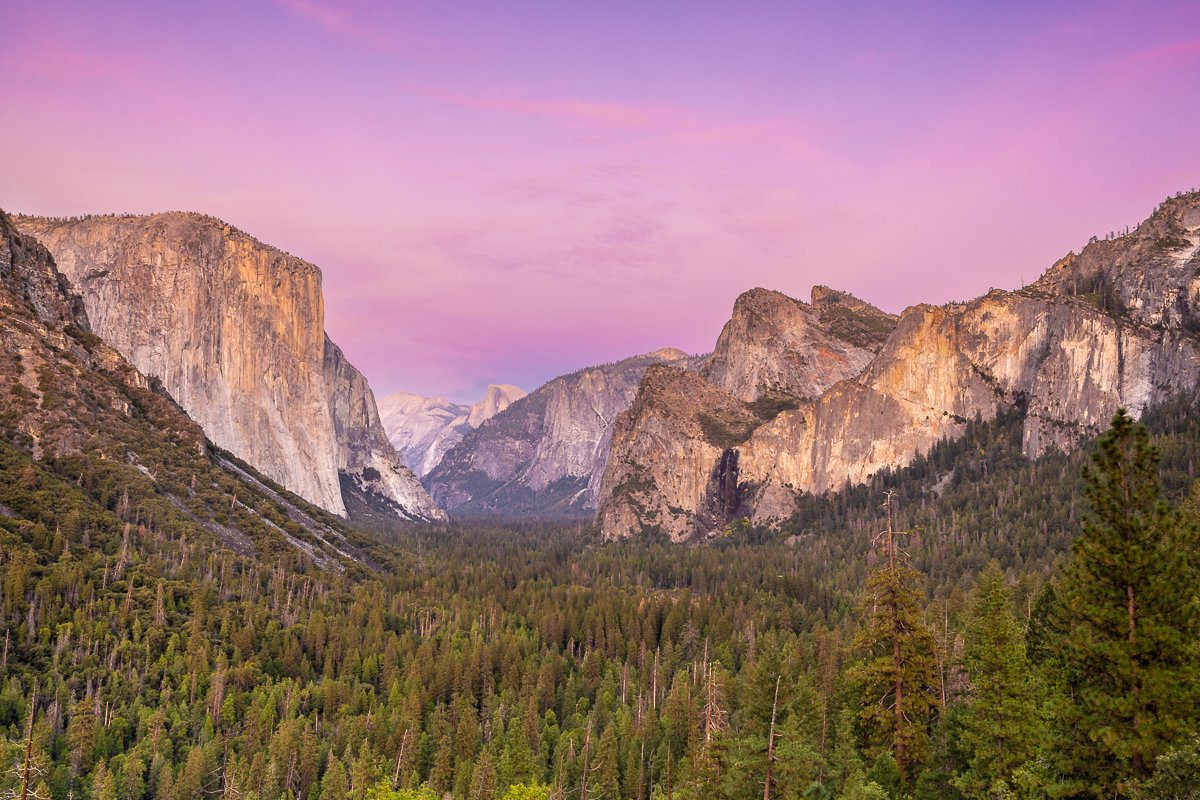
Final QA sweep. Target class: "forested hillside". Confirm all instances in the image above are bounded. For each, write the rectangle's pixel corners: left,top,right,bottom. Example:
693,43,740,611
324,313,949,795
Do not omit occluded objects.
2,396,1199,799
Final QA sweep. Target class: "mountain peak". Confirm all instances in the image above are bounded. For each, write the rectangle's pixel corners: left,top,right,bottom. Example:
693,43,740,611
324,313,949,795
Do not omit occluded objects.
642,346,690,361
468,384,526,428
14,211,443,522
703,284,895,402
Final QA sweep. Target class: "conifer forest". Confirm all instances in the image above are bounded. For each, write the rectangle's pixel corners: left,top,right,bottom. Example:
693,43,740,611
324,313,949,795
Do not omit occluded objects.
3,398,1200,800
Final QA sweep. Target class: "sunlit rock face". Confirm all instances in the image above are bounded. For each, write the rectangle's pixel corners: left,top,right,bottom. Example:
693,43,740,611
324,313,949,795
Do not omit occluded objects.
16,212,443,522
702,286,895,402
597,194,1200,541
424,348,696,517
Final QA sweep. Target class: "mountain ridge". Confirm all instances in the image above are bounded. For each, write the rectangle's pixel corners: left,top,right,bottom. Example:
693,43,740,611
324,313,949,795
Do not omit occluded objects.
423,347,698,516
378,384,526,477
596,192,1200,540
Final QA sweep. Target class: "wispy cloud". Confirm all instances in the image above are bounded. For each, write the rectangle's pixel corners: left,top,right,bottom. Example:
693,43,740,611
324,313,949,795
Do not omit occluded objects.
1114,37,1200,71
400,80,681,131
271,0,392,48
3,29,142,82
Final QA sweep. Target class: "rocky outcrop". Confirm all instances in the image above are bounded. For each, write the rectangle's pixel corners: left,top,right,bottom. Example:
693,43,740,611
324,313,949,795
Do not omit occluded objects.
324,337,445,521
425,348,694,516
378,384,525,477
702,287,895,401
597,289,894,541
595,365,761,539
597,193,1200,540
14,212,441,522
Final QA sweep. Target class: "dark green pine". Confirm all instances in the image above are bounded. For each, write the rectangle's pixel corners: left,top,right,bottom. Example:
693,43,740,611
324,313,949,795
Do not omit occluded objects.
1048,409,1200,797
954,562,1039,799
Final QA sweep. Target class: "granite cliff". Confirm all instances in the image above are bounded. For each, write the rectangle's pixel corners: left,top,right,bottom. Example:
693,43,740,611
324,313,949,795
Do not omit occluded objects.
702,285,896,401
14,212,443,522
597,193,1200,541
377,384,525,477
424,348,695,516
0,208,369,567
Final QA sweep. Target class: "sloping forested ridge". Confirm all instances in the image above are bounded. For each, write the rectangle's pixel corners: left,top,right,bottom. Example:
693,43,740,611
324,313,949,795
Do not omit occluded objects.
2,390,1198,800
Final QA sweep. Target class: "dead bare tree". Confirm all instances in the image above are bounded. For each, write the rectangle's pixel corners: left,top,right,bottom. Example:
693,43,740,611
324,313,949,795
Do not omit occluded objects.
763,676,781,800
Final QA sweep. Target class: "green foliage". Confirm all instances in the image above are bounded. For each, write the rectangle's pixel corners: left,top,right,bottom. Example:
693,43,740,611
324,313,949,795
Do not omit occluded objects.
1045,410,1200,796
1133,739,1200,800
699,392,799,449
698,409,762,449
847,562,940,782
500,784,553,800
747,392,801,419
815,301,897,350
954,563,1039,798
1,395,1199,800
366,781,440,799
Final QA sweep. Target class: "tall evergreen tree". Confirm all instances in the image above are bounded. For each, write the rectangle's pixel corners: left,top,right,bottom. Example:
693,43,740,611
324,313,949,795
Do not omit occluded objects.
848,493,940,782
592,722,621,800
1048,409,1199,797
954,562,1038,799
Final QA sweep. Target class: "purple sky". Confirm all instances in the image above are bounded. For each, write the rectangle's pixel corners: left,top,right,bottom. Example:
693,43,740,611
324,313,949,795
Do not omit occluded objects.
3,1,1200,402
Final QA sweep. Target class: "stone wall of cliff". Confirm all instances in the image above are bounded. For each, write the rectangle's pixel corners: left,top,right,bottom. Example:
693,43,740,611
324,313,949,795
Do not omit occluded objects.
15,212,442,522
597,289,895,540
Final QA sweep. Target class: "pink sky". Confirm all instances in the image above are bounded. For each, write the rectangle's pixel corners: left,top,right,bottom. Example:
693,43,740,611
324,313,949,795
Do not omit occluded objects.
3,0,1199,401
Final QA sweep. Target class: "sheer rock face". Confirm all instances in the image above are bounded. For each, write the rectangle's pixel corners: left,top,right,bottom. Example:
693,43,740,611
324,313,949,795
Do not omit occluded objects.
1,208,374,565
424,348,693,516
594,365,758,541
15,213,441,521
597,193,1200,540
378,384,525,477
323,337,445,521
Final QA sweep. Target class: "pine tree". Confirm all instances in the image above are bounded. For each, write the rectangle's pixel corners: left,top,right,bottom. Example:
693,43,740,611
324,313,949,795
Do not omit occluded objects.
593,723,621,800
500,713,538,790
350,740,381,800
90,759,118,800
847,493,940,782
724,646,822,800
66,694,96,775
1048,409,1200,797
954,562,1038,799
320,757,349,800
469,749,497,800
